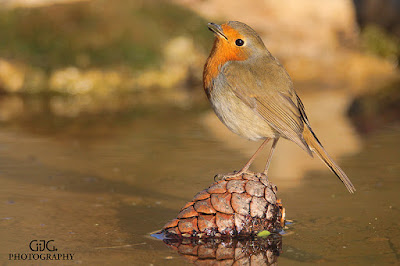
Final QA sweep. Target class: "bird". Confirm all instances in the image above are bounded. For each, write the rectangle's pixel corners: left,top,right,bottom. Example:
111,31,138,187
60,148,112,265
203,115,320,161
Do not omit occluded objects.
203,21,355,193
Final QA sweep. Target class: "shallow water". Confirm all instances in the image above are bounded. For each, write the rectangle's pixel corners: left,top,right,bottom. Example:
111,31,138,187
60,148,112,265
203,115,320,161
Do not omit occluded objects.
0,93,399,265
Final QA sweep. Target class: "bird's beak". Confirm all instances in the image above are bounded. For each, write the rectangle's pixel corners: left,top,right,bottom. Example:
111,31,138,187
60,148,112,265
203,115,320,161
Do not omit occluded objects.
208,22,228,40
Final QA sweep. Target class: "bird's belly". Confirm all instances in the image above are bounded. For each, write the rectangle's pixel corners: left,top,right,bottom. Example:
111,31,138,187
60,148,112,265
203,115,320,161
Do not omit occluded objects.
210,88,277,141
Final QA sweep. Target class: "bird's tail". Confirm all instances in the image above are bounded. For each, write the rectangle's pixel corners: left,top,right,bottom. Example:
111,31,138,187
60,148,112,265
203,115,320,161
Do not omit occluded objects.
303,125,356,193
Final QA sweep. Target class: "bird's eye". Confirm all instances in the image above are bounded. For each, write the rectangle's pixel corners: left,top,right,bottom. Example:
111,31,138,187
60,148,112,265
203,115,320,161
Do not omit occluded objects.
235,39,244,46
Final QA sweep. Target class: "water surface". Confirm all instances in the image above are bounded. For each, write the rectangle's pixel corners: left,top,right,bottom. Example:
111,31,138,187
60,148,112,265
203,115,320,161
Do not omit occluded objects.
0,93,399,265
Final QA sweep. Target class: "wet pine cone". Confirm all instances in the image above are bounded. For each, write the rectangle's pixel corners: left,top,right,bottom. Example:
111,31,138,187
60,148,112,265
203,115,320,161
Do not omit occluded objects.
161,172,285,238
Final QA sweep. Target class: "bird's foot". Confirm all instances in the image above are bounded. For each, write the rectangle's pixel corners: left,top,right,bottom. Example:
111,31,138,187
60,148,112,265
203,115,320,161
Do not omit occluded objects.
214,170,255,181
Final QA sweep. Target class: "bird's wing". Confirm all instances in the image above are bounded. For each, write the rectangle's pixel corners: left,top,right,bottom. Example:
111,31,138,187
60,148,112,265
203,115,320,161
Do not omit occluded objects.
222,57,312,155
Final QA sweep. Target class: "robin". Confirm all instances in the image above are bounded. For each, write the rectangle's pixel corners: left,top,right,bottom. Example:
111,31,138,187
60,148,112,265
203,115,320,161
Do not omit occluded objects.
203,21,355,193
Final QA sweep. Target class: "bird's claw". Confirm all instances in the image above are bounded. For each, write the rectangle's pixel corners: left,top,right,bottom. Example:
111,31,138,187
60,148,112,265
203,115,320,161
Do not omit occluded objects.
214,173,228,182
213,170,253,181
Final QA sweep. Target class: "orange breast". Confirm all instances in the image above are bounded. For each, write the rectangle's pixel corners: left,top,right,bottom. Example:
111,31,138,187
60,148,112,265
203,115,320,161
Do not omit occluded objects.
203,25,247,98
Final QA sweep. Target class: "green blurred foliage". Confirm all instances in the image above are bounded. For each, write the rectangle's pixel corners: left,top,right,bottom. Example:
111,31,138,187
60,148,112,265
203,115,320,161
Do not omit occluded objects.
0,0,210,71
361,24,400,62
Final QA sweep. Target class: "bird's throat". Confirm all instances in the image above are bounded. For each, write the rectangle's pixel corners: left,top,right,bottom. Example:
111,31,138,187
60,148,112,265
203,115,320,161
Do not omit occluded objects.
203,38,246,97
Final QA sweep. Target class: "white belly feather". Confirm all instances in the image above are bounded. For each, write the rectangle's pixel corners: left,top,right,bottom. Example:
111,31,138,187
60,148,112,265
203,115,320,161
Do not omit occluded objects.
210,82,277,141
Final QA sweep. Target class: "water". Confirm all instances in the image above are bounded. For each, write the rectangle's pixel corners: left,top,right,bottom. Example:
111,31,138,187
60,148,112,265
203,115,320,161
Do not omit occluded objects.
0,92,399,265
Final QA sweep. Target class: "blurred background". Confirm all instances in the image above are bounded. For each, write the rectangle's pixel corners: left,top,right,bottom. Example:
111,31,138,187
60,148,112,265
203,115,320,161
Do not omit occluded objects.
0,0,399,265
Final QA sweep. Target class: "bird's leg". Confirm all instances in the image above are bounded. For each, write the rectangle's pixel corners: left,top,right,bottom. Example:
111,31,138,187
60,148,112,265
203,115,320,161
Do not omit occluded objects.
239,138,271,174
263,137,279,176
215,138,270,181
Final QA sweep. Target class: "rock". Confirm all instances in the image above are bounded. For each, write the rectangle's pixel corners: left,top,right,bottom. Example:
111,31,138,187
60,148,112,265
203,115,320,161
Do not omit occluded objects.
160,172,285,238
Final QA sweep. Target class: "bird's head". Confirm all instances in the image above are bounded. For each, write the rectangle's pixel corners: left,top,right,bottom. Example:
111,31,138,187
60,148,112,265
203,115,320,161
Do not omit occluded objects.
207,21,267,61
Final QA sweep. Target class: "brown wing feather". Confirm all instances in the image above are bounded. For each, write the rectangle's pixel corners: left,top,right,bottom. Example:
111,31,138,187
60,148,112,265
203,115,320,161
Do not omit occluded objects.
223,56,312,155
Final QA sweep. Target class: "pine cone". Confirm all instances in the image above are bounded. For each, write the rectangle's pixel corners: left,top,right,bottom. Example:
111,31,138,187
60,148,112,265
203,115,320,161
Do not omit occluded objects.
161,172,285,238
